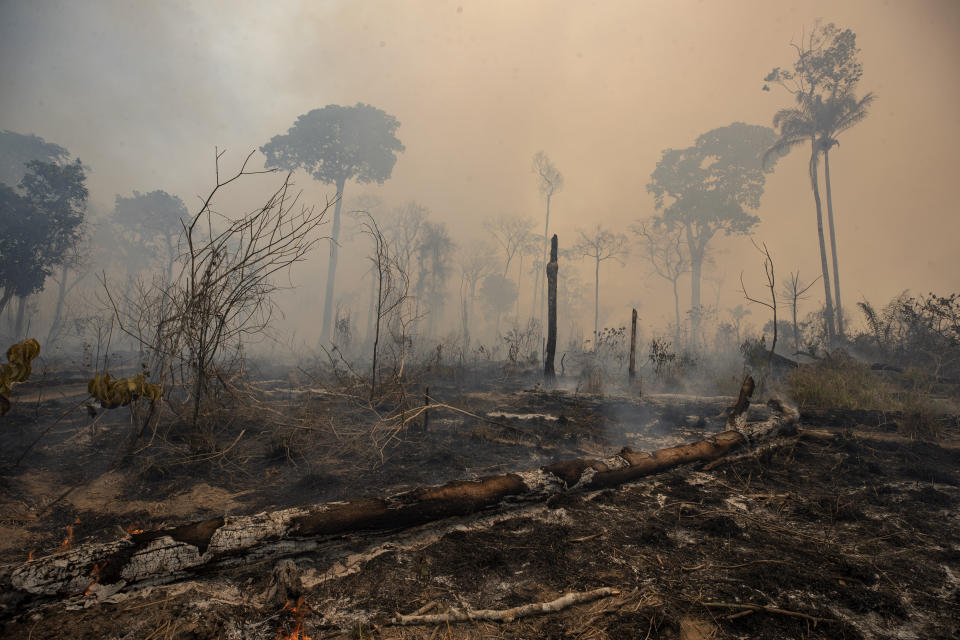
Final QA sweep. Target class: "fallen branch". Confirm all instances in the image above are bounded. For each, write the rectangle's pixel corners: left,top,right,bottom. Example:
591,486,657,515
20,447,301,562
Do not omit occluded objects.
8,392,797,599
394,587,619,625
702,601,835,625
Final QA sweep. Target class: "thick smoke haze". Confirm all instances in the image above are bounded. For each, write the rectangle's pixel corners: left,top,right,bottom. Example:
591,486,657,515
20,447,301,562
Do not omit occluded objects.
2,0,958,348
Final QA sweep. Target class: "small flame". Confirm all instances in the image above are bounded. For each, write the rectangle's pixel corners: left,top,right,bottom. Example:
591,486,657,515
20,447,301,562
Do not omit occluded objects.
27,549,35,562
125,523,144,535
60,525,74,550
83,561,107,596
277,596,312,640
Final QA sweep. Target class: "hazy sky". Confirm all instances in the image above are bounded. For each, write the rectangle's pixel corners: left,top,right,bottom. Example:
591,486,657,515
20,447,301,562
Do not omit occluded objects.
2,0,958,341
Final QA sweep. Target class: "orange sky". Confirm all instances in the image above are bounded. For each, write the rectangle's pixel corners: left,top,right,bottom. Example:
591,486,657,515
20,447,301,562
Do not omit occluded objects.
1,0,958,343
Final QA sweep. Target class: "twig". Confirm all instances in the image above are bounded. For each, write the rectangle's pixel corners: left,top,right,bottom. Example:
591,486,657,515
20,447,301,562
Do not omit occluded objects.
124,595,179,611
702,601,834,624
682,559,789,571
394,587,619,625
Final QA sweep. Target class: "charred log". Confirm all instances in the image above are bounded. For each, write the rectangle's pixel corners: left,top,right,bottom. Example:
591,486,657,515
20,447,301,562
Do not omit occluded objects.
8,399,797,600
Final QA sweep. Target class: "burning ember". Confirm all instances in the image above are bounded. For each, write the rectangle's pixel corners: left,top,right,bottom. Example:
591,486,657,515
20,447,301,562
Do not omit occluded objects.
59,525,74,551
125,523,144,536
83,561,107,596
277,597,312,640
27,549,34,562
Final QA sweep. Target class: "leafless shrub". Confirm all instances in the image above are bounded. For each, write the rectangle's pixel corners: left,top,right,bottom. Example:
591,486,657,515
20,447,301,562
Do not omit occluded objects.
106,150,330,452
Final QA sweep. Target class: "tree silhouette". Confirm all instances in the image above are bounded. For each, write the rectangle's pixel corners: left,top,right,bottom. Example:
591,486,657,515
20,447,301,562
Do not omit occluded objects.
458,242,496,347
484,215,536,277
0,130,69,188
632,218,688,338
415,221,455,337
0,160,87,335
648,123,779,347
261,103,404,342
113,190,188,284
572,225,628,345
531,152,564,323
764,22,874,340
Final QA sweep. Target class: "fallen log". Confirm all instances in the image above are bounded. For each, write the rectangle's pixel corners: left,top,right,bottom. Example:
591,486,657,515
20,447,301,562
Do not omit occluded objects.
8,393,797,601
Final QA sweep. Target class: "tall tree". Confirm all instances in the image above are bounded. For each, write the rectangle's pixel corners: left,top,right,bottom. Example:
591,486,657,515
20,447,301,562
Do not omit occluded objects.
782,270,819,353
632,218,688,338
815,90,875,338
764,22,874,340
531,152,564,323
415,221,455,337
261,103,404,343
0,160,87,334
484,215,536,277
113,190,188,284
648,123,779,347
385,201,428,276
458,242,496,348
572,225,628,346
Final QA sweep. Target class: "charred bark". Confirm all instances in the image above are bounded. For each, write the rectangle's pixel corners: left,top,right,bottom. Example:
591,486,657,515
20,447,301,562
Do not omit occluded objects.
544,234,558,381
8,398,797,600
628,308,638,383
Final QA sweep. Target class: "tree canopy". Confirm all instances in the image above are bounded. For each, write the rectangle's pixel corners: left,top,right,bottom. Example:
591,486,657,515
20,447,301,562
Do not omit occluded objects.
648,122,779,344
0,130,69,188
0,159,88,312
113,190,188,281
260,103,404,189
648,123,780,249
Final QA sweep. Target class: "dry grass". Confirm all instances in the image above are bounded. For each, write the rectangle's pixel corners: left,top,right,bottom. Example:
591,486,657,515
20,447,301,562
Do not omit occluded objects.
787,352,896,411
787,353,951,440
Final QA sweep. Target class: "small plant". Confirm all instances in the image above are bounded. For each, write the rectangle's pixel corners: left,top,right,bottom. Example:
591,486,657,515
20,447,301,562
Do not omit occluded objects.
502,318,540,365
649,338,677,376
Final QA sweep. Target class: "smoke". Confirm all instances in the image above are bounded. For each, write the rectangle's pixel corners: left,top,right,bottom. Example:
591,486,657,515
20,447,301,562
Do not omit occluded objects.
1,0,958,351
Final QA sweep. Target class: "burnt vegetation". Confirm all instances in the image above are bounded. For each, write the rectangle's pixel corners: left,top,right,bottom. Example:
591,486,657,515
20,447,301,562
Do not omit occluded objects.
0,14,957,640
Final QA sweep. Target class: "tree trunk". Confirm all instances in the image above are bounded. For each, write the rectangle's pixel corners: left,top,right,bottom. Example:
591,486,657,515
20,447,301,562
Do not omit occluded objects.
515,254,523,324
320,178,347,344
46,262,70,346
688,232,703,350
823,149,844,339
13,295,28,339
792,302,800,354
461,294,469,350
469,279,478,345
10,396,797,599
809,139,835,343
671,276,681,341
369,259,383,402
544,235,558,381
628,308,637,382
538,193,552,328
593,255,600,347
0,288,13,318
367,269,376,345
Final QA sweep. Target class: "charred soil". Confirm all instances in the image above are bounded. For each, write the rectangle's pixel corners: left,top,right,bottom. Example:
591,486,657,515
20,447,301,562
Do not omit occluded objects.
0,373,958,639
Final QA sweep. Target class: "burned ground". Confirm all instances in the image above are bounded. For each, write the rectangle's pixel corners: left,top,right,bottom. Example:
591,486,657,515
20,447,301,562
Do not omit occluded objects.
0,372,957,639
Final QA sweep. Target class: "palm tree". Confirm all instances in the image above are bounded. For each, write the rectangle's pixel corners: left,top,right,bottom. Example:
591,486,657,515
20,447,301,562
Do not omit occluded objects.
764,93,836,344
817,91,875,338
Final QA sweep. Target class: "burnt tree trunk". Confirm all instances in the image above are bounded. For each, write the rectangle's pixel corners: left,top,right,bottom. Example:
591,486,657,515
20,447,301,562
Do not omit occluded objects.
628,308,638,383
9,395,796,600
544,234,558,381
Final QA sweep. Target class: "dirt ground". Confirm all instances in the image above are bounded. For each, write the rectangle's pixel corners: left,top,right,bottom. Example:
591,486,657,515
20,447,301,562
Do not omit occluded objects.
0,371,958,639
